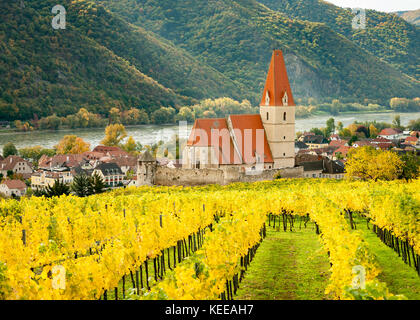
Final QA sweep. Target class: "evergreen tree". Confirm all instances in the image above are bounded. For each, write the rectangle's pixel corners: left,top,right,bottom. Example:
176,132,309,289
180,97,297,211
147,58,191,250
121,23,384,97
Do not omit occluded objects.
43,180,70,198
91,172,106,195
71,174,93,197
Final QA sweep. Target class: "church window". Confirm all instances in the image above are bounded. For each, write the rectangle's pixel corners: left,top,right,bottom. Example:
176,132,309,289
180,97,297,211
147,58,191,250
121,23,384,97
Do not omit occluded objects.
282,92,288,106
265,91,270,106
283,112,287,121
266,112,269,120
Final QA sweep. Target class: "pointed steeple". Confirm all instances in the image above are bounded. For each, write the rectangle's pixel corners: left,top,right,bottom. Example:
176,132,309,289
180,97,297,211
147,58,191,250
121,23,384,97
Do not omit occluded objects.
260,50,295,107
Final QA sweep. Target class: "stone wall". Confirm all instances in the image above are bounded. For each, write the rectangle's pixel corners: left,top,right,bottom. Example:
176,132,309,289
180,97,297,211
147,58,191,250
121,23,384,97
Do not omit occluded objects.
154,166,303,186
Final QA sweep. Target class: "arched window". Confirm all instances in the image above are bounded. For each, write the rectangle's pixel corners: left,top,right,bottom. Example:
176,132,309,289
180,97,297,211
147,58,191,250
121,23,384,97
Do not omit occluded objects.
283,112,287,121
266,112,269,121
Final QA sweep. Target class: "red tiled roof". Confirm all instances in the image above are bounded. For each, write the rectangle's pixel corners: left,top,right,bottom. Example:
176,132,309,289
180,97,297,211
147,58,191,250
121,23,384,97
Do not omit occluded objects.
229,114,274,164
329,140,347,147
187,118,240,165
372,137,392,143
92,145,122,153
379,128,402,136
0,156,32,171
1,179,27,190
39,154,85,169
405,136,418,142
260,50,295,107
333,146,352,157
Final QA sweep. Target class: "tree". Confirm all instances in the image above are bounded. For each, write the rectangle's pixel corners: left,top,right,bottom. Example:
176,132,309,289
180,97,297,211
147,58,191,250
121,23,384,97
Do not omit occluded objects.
38,180,71,198
176,107,195,122
345,147,403,181
3,142,17,158
71,174,93,197
151,107,176,124
123,136,137,154
348,135,358,146
337,121,344,132
392,115,404,131
369,124,379,138
91,172,106,194
55,135,90,154
399,152,420,180
325,118,335,137
101,124,127,147
407,118,420,131
109,107,121,124
310,128,324,137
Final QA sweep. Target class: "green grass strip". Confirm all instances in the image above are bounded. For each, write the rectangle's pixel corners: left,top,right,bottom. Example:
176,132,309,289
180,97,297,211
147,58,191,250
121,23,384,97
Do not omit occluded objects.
354,217,420,300
235,222,331,300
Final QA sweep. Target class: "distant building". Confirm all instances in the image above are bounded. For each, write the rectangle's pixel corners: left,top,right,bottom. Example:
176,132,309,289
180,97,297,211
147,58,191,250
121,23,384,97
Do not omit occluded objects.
378,128,403,140
31,171,73,190
301,135,329,149
0,179,27,197
0,156,33,176
183,50,296,171
301,158,345,179
93,162,124,188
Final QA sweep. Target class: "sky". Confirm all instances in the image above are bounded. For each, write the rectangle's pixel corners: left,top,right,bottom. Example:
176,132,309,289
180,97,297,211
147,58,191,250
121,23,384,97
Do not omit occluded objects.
326,0,419,12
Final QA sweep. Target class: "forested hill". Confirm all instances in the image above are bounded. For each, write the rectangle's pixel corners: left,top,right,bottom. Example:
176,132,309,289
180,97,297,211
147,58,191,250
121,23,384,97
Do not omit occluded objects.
100,0,419,104
258,0,420,80
1,0,419,122
0,0,244,121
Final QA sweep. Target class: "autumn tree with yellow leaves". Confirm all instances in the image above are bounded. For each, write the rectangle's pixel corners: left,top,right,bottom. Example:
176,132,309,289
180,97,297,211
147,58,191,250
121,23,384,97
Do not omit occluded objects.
55,135,90,154
101,124,127,147
345,146,403,181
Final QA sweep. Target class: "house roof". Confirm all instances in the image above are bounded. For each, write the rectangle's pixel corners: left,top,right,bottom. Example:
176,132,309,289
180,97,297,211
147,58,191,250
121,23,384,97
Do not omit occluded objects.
295,141,309,149
260,50,295,107
333,146,352,157
405,136,418,142
95,162,123,176
379,128,402,136
1,179,27,190
139,150,156,162
38,154,85,169
329,140,347,147
187,118,240,165
0,156,32,171
302,135,328,144
372,137,392,144
92,145,122,153
229,114,274,164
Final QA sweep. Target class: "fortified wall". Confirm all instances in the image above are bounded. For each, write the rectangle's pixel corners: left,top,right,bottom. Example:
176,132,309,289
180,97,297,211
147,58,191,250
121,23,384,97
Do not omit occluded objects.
152,166,303,187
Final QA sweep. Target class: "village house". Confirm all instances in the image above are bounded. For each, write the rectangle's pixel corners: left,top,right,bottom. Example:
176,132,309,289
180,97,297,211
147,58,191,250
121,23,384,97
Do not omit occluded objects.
301,135,329,149
403,136,419,147
0,179,27,198
31,171,74,190
0,155,33,178
183,50,296,171
378,128,403,140
301,158,345,179
92,162,124,188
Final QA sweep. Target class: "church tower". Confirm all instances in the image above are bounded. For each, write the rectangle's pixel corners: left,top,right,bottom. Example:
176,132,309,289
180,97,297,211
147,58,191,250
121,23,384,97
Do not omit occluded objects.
260,50,295,169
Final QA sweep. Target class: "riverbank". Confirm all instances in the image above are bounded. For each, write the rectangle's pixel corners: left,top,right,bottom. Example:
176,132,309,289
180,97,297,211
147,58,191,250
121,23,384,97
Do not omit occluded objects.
1,111,419,153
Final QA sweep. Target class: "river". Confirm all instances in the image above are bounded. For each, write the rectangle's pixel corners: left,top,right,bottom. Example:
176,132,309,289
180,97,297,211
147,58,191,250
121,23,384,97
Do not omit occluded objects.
0,111,419,153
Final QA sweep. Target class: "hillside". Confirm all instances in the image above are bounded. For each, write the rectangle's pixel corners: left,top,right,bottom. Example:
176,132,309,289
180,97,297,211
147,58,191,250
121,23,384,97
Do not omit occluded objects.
395,9,420,26
258,0,420,80
0,0,245,121
100,0,420,104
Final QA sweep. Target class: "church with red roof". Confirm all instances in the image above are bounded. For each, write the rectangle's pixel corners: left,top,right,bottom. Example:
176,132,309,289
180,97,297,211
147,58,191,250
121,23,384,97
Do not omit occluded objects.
183,50,296,171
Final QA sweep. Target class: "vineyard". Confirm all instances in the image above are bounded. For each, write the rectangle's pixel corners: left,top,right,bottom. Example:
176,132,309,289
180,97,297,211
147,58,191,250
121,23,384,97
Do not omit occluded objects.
0,179,419,300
